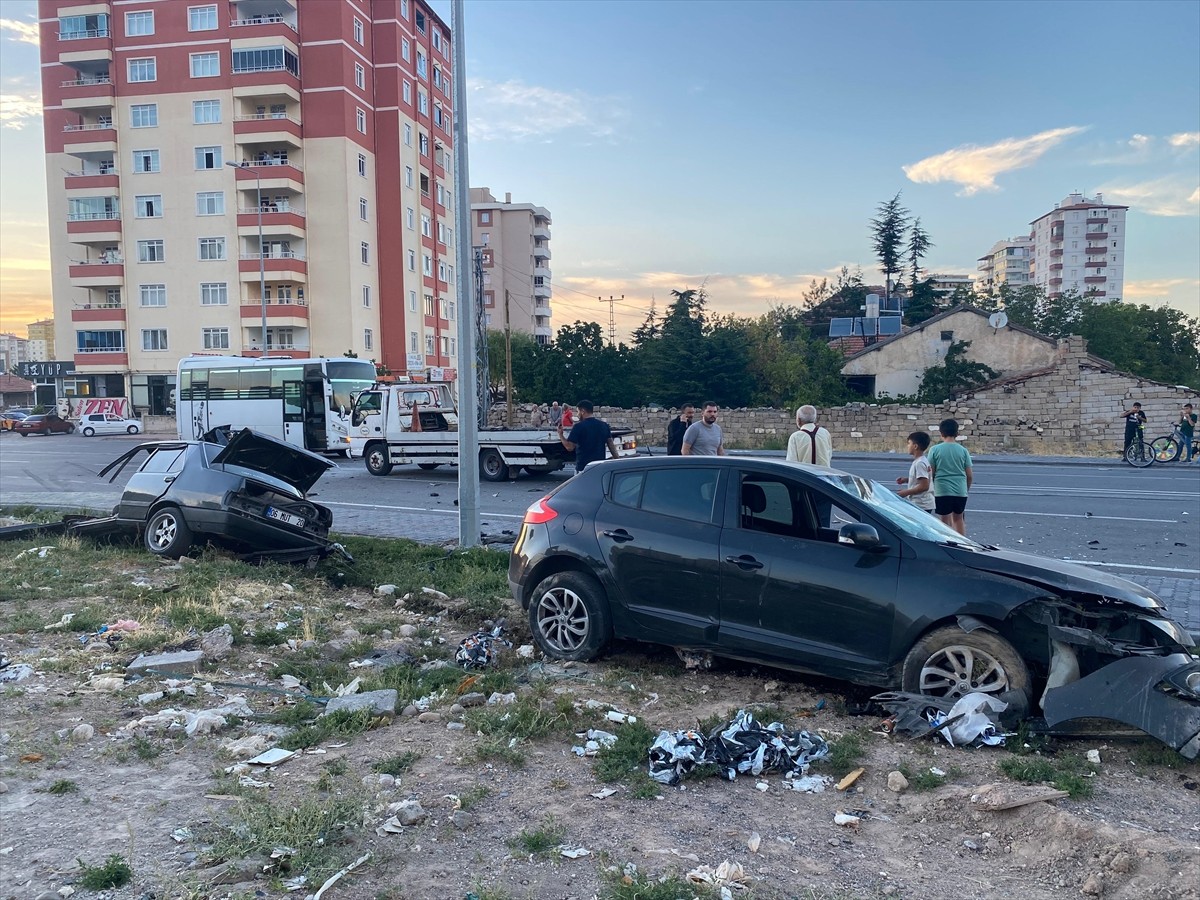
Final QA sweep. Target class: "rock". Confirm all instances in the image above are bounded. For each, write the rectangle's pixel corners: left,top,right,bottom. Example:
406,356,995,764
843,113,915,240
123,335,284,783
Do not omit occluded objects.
1086,749,1101,765
375,584,397,596
34,892,59,900
451,809,472,830
458,692,486,708
126,649,204,676
377,774,396,788
417,711,442,724
401,704,419,717
1108,853,1133,875
393,799,426,826
0,781,7,793
321,689,397,720
963,839,979,851
887,771,909,793
398,624,418,638
1082,874,1103,895
69,724,94,743
200,625,234,660
447,721,465,731
448,704,465,716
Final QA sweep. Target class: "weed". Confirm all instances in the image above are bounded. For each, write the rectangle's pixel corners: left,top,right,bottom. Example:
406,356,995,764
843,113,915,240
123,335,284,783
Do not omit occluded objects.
813,731,867,778
510,818,566,856
42,779,79,795
266,700,323,727
465,886,515,900
600,868,715,899
249,625,288,647
900,765,951,792
456,784,491,810
1010,720,1052,756
998,753,1096,799
278,707,380,751
465,694,579,744
475,737,526,767
372,752,419,776
324,757,349,777
77,854,133,890
1130,742,1200,770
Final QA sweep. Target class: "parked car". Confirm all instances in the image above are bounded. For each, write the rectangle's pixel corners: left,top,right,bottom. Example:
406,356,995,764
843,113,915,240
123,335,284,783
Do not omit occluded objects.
509,456,1199,757
1,411,29,431
78,413,142,437
77,428,350,564
13,413,75,436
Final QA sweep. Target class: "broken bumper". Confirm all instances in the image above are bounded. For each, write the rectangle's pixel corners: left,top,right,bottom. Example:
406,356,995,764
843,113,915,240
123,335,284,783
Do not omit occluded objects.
1043,653,1200,759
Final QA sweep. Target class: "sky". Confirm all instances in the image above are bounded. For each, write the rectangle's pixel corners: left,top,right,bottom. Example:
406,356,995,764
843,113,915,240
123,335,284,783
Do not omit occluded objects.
2,0,1198,340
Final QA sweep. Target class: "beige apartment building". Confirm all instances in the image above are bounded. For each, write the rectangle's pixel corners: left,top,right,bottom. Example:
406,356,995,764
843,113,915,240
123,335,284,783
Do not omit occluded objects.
1030,192,1127,301
976,236,1034,296
469,187,552,344
26,320,56,361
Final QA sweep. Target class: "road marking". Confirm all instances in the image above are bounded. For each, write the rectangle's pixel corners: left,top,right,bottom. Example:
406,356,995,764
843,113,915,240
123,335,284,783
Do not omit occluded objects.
324,500,524,520
1056,559,1200,576
970,508,1176,523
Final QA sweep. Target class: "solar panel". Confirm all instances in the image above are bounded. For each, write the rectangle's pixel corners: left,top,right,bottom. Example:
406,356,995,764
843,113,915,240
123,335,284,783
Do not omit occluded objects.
877,317,903,335
879,297,902,312
852,318,878,336
828,318,854,337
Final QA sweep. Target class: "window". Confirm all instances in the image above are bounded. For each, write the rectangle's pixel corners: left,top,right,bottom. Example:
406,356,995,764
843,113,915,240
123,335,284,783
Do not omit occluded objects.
432,30,441,51
196,191,224,215
59,13,108,39
198,237,226,260
447,299,456,320
125,10,153,35
416,10,426,33
405,166,414,188
424,334,434,354
402,39,410,61
403,80,411,103
437,261,446,281
360,242,370,264
189,5,218,30
231,47,298,76
142,328,169,351
407,250,415,271
421,214,431,236
612,468,721,522
408,290,417,311
409,331,418,352
137,240,165,263
362,285,371,307
419,133,429,155
192,99,221,124
480,210,491,224
403,123,412,146
266,327,294,350
406,207,415,229
355,63,365,89
363,329,373,351
130,104,158,129
194,146,222,169
416,51,427,79
357,153,367,177
353,17,364,44
418,90,428,115
440,336,448,355
200,282,228,305
69,197,119,220
940,330,954,342
202,327,229,350
422,254,432,276
356,108,366,133
423,294,436,316
449,337,457,356
76,329,125,353
128,58,156,82
134,195,161,218
139,284,166,306
359,197,368,220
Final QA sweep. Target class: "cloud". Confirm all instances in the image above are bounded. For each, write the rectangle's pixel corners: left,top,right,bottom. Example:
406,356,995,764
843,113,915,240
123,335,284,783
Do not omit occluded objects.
1094,176,1200,216
1122,277,1200,299
1128,134,1151,149
0,91,42,130
1169,131,1200,149
0,18,39,45
903,126,1088,196
466,78,626,143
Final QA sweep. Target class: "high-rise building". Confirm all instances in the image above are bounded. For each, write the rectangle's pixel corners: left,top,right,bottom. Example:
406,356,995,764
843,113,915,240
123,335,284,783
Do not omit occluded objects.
1029,193,1127,301
0,333,31,372
39,0,457,414
26,319,56,361
469,187,552,345
976,236,1034,296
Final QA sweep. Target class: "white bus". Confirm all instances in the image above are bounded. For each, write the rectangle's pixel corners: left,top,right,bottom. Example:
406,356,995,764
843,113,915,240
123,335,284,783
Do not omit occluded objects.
176,356,378,454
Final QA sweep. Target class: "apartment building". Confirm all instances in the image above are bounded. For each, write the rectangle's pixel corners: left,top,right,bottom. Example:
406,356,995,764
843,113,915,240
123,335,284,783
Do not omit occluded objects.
1029,193,1127,301
26,320,56,361
0,333,31,372
976,236,1034,296
39,0,457,414
469,187,552,345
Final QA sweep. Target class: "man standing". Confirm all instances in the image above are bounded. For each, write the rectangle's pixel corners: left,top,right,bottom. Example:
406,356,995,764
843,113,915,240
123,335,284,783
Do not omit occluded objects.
558,400,618,474
666,404,694,456
549,401,562,428
927,418,973,536
682,402,725,456
1119,402,1146,456
786,405,833,466
530,404,545,428
1179,403,1196,463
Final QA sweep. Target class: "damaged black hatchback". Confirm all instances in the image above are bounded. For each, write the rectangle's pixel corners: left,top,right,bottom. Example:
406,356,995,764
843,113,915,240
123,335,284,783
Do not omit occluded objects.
76,429,349,564
509,457,1199,757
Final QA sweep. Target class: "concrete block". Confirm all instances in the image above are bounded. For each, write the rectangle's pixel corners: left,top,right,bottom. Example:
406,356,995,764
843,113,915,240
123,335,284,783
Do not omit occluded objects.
322,689,397,719
127,649,204,676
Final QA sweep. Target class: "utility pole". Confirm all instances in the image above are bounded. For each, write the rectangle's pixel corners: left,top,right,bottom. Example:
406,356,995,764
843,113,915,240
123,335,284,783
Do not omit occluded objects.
473,246,488,424
600,294,623,346
504,288,513,428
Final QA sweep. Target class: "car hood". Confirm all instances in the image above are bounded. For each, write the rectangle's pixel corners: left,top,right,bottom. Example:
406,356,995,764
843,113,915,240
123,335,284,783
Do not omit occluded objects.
944,546,1164,611
211,429,334,494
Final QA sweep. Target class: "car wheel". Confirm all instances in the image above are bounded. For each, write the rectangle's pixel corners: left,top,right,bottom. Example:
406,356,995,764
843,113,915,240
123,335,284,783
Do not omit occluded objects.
82,427,95,437
144,507,193,558
417,462,441,470
479,448,509,482
527,571,611,661
127,424,140,434
18,432,27,437
65,424,75,434
901,626,1029,701
364,443,392,476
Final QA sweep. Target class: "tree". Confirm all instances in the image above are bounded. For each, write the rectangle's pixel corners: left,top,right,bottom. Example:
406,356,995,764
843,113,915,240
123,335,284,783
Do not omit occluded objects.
907,218,933,290
905,278,941,325
916,341,998,403
870,192,910,303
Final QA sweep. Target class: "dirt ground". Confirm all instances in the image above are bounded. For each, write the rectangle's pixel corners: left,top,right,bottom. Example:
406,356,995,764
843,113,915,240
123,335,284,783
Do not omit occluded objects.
1,542,1198,900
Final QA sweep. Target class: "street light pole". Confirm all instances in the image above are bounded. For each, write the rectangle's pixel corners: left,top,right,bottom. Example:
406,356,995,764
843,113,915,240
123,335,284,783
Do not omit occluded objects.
227,161,267,357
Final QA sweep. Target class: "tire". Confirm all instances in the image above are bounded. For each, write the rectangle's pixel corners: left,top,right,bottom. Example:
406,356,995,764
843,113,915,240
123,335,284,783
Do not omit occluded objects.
479,448,509,482
127,424,140,435
18,432,27,437
364,443,392,476
82,427,95,437
901,625,1030,701
1151,436,1180,462
417,462,441,470
65,424,75,434
144,507,193,558
527,571,611,662
523,463,560,476
1125,441,1154,468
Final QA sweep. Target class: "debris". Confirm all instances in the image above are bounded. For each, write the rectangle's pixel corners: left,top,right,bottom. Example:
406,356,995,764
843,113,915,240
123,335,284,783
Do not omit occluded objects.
0,664,35,684
516,644,535,659
126,649,205,677
454,622,512,669
43,613,76,630
558,846,591,859
747,832,761,853
873,691,1007,747
836,767,865,792
755,781,769,792
675,648,714,670
590,788,618,800
486,692,516,705
138,691,164,705
88,675,126,692
389,799,426,826
20,753,44,763
123,696,254,737
15,546,54,559
605,710,637,724
321,689,397,720
170,827,193,844
374,584,397,596
200,625,234,660
784,774,831,793
332,676,362,697
246,747,297,767
1086,749,1102,765
833,812,861,828
970,783,1070,810
308,852,371,900
421,586,450,602
686,860,751,891
887,771,909,793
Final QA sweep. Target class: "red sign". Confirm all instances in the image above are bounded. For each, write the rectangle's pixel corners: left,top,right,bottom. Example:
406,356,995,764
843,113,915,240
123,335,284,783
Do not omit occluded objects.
74,397,131,418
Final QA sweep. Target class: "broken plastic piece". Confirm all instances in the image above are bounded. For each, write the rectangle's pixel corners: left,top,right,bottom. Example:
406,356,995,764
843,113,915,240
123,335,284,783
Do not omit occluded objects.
455,622,512,669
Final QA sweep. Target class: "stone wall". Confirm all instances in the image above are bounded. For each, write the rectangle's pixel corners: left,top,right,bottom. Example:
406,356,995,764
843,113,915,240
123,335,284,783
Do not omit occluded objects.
493,338,1198,455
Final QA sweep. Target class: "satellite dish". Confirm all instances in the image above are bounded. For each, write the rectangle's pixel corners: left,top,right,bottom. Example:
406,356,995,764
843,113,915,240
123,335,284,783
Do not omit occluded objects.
988,311,1008,329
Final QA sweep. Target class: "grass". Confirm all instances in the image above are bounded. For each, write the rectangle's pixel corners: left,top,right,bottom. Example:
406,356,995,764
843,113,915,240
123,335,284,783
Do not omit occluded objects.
41,779,79,795
456,784,491,810
464,694,581,766
77,854,133,890
372,751,419,776
599,869,716,900
509,818,566,856
1129,742,1200,770
593,720,661,799
277,707,382,751
899,765,957,792
813,730,868,779
998,752,1097,799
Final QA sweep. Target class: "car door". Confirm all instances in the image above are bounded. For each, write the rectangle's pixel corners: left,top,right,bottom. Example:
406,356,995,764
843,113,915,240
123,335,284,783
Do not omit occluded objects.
118,446,188,522
595,464,724,647
717,466,901,682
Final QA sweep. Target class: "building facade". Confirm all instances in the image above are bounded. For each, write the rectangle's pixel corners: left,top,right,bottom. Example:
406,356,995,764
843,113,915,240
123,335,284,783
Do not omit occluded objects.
469,187,552,344
39,0,458,414
26,319,56,361
0,333,32,372
976,236,1034,296
1029,193,1127,301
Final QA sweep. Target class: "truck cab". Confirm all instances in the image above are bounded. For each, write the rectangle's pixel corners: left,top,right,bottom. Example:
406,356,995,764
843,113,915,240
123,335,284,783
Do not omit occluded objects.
351,382,458,441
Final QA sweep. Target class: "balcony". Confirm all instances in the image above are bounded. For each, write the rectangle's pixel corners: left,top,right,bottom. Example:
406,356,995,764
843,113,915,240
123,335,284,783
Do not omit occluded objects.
1085,245,1108,255
67,213,121,241
533,242,551,261
1084,276,1106,284
237,207,306,237
533,325,552,339
1049,230,1064,243
232,160,304,191
533,283,551,300
1049,263,1063,271
63,122,116,153
1085,259,1106,268
532,224,551,240
230,14,298,40
1086,231,1108,241
60,77,114,109
533,303,551,318
58,40,112,68
71,304,126,324
533,265,552,282
239,252,306,282
69,259,124,286
1050,248,1064,257
73,350,128,370
240,302,309,326
64,172,118,191
1086,216,1109,225
1049,277,1063,286
233,114,302,146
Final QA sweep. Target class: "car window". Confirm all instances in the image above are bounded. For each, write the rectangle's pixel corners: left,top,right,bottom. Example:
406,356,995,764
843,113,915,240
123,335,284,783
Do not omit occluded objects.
106,415,122,422
739,473,860,540
626,467,720,523
610,471,643,508
139,448,185,474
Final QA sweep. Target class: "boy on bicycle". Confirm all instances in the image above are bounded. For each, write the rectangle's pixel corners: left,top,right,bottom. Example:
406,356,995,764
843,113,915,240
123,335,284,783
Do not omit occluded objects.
1181,403,1197,463
1119,402,1146,456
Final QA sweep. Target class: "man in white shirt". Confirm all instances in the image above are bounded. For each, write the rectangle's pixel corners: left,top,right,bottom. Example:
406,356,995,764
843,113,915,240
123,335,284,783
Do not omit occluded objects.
786,405,832,466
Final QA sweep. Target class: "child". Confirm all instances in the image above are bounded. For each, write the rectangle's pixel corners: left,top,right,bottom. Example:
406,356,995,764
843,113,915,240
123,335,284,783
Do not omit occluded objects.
895,431,935,513
927,418,973,536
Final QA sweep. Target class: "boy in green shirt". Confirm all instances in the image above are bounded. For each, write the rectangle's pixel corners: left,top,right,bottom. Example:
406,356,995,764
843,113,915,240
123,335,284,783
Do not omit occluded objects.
1180,403,1196,463
927,418,973,537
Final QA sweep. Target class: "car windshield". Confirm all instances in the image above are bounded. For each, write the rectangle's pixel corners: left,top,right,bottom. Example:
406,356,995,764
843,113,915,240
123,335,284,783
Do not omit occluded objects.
815,472,988,549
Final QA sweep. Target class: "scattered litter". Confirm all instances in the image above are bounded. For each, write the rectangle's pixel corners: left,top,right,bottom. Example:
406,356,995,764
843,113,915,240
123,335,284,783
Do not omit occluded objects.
1086,749,1102,764
516,644,534,659
170,827,193,844
675,648,714,670
43,613,76,630
19,753,44,763
374,584,397,596
332,677,362,697
486,691,516,705
649,709,829,786
123,696,254,737
558,846,591,859
784,774,831,793
755,781,769,792
590,788,618,800
247,747,297,767
646,848,700,862
929,766,947,777
15,546,53,559
137,691,164,706
280,674,303,690
421,586,450,602
283,874,308,892
308,852,371,900
686,860,751,892
834,811,861,828
605,710,637,725
572,728,619,757
0,664,35,684
873,691,1007,747
455,622,512,669
836,767,865,792
747,832,761,853
237,775,272,788
88,675,126,692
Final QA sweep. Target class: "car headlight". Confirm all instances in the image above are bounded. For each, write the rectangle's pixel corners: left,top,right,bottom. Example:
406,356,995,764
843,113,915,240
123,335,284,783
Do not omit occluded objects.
1163,661,1200,701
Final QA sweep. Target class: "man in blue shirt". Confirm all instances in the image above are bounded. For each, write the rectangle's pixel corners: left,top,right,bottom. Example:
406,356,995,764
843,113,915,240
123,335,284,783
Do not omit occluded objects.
558,400,618,473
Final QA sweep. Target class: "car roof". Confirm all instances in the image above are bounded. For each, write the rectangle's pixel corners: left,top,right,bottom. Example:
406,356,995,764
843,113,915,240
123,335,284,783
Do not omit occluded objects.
583,455,848,478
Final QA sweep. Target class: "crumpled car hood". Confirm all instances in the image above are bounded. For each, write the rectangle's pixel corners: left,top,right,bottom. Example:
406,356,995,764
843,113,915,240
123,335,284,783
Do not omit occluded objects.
944,546,1164,611
211,429,334,494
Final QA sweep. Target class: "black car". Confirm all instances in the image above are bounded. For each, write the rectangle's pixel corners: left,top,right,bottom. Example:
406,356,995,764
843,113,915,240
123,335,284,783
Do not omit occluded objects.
509,456,1199,757
82,429,348,563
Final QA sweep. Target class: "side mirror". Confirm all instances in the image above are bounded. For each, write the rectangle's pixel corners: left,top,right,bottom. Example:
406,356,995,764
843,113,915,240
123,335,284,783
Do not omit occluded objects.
838,523,887,552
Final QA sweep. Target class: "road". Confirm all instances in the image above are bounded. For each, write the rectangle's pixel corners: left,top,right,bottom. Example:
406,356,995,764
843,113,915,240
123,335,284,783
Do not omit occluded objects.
2,431,1198,632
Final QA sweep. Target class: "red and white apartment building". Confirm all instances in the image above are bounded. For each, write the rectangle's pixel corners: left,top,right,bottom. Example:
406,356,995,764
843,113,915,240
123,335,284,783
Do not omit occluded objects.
39,0,458,414
1029,192,1128,302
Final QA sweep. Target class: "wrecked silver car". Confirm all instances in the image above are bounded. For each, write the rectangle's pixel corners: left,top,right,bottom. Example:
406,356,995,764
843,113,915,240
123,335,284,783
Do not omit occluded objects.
72,428,351,565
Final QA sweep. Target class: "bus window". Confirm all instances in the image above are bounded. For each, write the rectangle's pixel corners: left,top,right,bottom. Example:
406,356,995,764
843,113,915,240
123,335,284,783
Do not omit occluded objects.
271,366,302,397
179,369,193,400
327,360,377,412
209,368,238,399
283,381,303,421
241,367,271,399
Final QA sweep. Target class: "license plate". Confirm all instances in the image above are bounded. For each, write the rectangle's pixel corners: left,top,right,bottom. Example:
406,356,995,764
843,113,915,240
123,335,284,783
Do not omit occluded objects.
266,507,304,528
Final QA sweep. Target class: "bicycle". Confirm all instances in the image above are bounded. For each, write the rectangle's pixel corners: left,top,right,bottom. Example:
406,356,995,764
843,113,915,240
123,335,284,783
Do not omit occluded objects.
1124,423,1154,468
1150,423,1191,463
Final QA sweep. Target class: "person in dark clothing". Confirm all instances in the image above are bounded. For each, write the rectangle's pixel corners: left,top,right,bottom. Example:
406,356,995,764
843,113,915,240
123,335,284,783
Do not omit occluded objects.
1119,402,1146,455
558,399,618,473
666,404,694,456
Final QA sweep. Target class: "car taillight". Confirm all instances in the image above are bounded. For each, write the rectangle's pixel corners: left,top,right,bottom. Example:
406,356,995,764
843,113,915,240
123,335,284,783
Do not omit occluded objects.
523,496,558,524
